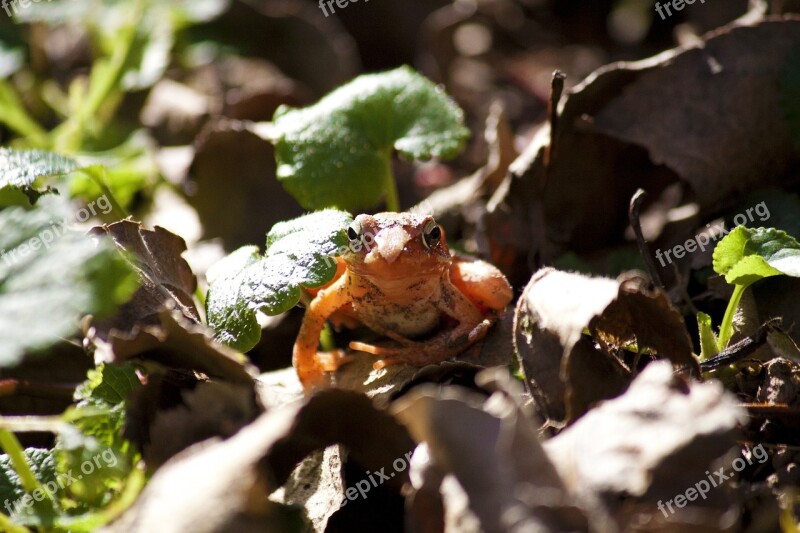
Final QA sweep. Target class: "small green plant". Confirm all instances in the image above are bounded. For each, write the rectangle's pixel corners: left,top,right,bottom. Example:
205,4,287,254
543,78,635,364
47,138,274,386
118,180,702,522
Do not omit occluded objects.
697,226,800,360
263,66,470,212
206,209,353,352
0,364,145,532
0,149,142,530
0,0,229,212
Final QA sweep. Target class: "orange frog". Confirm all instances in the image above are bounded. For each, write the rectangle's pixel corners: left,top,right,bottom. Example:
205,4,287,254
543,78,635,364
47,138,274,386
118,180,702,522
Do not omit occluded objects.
293,212,513,390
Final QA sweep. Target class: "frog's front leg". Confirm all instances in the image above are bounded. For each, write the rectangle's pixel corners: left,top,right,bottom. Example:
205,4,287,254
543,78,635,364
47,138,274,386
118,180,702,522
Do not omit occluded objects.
293,275,352,390
349,285,493,368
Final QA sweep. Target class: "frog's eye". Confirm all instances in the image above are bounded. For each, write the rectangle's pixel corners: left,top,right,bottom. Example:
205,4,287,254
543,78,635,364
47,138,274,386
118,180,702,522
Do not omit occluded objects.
347,221,362,242
422,219,442,248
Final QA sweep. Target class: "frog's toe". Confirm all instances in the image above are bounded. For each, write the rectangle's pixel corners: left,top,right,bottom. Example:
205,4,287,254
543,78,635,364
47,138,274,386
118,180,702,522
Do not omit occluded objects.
372,352,435,369
315,350,352,372
373,348,437,369
350,341,446,368
349,340,392,356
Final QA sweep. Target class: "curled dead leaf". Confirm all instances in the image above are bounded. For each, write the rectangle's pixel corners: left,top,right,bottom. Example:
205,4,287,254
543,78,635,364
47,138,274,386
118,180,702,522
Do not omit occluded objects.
88,307,255,385
544,361,747,530
514,268,698,424
89,220,199,336
391,368,589,532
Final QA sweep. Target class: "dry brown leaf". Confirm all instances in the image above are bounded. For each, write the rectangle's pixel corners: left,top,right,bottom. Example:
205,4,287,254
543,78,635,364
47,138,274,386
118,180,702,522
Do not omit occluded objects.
487,16,800,281
593,272,697,371
141,79,211,145
102,401,311,533
89,220,199,337
391,369,589,532
514,268,697,424
544,361,746,531
188,119,304,251
137,379,261,469
88,307,255,385
593,18,800,208
421,101,519,224
104,389,413,533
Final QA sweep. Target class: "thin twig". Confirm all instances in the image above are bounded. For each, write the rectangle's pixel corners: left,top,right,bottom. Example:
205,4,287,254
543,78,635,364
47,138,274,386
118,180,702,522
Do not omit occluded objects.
628,189,664,289
543,70,566,175
699,318,779,372
533,71,566,267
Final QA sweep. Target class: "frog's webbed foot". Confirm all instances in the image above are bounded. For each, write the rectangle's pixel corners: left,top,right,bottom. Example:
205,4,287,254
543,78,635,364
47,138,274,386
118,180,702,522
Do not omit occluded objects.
350,318,494,369
349,340,431,368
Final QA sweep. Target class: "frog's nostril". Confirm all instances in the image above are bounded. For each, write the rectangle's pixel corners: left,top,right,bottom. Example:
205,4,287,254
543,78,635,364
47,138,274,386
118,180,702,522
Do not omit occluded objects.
373,226,411,263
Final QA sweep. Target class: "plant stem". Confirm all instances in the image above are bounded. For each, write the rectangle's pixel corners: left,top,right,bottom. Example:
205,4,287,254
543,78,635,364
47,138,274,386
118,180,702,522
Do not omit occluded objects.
383,163,400,212
0,428,59,519
54,10,139,152
194,285,207,317
0,430,43,494
320,323,336,352
718,284,747,350
0,81,49,147
83,167,129,219
55,461,146,531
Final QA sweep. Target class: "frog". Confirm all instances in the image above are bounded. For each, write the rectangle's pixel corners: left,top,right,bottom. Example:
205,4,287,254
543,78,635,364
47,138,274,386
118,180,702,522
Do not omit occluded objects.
293,212,514,390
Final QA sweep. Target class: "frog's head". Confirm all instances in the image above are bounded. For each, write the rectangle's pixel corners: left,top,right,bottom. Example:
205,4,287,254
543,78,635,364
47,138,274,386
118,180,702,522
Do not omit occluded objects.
343,212,450,280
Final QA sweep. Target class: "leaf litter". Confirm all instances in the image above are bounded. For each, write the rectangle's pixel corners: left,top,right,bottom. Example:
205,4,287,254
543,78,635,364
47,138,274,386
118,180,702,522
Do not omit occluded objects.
5,3,800,533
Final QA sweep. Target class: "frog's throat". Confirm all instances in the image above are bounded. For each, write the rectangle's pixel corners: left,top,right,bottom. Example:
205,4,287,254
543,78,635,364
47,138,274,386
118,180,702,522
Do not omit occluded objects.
348,267,447,293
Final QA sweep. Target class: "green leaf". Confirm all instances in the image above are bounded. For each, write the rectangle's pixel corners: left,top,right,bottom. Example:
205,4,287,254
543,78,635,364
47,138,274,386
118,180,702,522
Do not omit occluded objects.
0,149,79,202
206,209,353,352
270,66,469,210
0,448,58,515
713,226,800,284
724,255,783,287
0,197,139,367
67,364,141,452
712,226,800,349
54,364,139,514
696,311,719,361
204,246,263,351
74,364,141,407
117,19,172,91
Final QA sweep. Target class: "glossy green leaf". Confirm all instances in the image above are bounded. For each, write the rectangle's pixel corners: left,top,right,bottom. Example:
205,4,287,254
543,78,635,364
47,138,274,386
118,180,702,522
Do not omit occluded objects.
713,226,800,284
0,149,79,203
204,246,263,352
0,197,139,367
206,209,353,352
270,66,469,210
74,364,141,407
712,226,800,349
56,365,140,513
0,448,58,515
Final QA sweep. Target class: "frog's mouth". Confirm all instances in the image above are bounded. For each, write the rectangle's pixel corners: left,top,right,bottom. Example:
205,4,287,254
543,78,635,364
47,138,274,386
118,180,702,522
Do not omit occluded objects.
349,251,450,284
